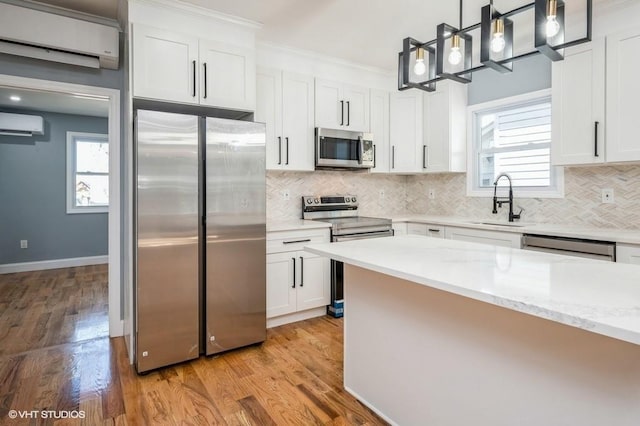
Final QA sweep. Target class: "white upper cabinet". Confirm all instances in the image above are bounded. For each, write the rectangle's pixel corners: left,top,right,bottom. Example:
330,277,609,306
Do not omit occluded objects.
551,39,605,165
423,81,467,172
552,27,640,165
315,79,370,132
606,27,640,162
133,24,199,105
389,90,423,173
256,68,315,171
199,39,255,111
369,89,390,173
132,23,255,111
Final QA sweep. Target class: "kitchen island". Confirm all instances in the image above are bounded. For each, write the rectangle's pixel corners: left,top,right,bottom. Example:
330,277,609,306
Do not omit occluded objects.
306,235,640,426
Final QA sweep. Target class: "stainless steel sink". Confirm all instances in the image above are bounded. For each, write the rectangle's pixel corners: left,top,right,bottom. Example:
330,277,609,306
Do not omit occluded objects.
468,221,528,228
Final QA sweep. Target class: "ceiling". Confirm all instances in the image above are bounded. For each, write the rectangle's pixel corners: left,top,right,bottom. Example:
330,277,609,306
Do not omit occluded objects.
30,0,607,71
0,86,109,117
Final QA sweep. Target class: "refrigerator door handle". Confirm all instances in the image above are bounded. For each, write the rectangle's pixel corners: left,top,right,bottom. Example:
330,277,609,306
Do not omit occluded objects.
292,257,296,288
299,256,304,287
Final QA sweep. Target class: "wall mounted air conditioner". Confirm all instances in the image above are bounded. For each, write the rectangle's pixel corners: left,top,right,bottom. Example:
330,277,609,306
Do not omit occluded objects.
0,3,119,70
0,112,45,137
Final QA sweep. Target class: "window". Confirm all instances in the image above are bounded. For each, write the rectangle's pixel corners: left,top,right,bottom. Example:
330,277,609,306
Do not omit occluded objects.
66,132,109,213
467,89,563,198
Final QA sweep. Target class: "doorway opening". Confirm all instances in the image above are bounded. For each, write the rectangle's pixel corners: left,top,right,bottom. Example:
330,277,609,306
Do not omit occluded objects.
0,75,121,347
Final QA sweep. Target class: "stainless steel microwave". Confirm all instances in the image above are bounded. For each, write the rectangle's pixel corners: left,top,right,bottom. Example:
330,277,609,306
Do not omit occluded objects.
315,128,374,170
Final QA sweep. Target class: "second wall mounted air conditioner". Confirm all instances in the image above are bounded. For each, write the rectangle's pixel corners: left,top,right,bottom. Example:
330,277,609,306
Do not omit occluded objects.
0,112,45,137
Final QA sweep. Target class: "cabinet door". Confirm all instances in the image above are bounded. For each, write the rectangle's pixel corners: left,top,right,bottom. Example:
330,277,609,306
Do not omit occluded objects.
444,227,521,248
296,253,330,312
199,39,256,111
389,91,423,173
256,68,284,170
343,85,370,132
370,89,390,173
282,72,315,171
315,79,343,129
617,244,640,265
551,39,605,165
132,24,199,104
407,223,428,236
606,27,640,162
423,82,467,173
266,252,297,318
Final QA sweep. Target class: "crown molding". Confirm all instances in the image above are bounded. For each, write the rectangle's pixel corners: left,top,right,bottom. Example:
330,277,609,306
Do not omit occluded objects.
130,0,262,30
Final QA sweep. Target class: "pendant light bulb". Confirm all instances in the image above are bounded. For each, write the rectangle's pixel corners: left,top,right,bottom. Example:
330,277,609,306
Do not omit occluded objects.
448,35,462,65
490,19,506,53
545,0,560,38
413,47,426,75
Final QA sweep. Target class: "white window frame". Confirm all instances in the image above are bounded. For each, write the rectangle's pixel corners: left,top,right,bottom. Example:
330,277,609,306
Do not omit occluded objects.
66,131,109,214
466,89,564,198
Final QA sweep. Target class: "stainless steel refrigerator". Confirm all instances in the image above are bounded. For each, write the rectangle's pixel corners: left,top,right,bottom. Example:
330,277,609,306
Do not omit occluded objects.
135,109,266,373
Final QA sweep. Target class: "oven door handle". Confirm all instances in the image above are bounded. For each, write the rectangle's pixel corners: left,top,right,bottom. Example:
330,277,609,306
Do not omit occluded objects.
357,135,363,164
333,230,394,242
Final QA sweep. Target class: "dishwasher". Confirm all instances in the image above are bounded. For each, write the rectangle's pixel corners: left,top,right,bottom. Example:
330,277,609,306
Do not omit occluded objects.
521,234,616,262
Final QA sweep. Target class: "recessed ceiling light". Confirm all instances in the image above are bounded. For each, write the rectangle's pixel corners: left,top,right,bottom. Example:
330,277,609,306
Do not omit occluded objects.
9,95,21,102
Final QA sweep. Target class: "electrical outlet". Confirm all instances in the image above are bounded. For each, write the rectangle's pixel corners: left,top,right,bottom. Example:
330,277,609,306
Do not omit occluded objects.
20,240,28,249
379,189,385,198
602,188,614,204
428,188,435,200
281,189,290,201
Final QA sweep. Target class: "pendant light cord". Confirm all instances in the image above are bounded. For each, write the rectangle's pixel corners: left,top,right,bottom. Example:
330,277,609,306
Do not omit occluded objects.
459,0,463,30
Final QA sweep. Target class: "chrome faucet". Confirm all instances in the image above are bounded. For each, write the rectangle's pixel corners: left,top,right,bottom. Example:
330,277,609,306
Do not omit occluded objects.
493,173,521,222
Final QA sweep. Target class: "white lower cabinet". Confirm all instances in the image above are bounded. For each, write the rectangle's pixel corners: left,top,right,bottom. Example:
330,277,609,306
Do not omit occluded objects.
392,222,407,236
445,226,521,249
407,222,445,238
266,229,330,325
616,244,640,265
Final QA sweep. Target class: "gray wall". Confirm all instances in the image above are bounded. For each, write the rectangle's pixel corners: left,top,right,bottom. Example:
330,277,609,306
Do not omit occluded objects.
467,54,551,105
0,109,109,264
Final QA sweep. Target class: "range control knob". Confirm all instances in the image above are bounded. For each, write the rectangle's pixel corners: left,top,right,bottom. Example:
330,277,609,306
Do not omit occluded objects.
345,197,351,202
352,197,357,203
306,198,312,204
314,198,320,204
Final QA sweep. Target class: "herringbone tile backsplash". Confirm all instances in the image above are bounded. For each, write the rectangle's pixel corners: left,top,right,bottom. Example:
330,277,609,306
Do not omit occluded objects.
268,165,640,229
407,165,640,229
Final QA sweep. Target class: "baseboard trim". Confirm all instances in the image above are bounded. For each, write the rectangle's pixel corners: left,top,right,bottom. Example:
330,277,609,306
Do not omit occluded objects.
267,307,327,328
0,255,108,274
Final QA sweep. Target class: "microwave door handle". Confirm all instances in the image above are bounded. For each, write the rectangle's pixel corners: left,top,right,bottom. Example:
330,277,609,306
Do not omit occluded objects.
357,136,363,164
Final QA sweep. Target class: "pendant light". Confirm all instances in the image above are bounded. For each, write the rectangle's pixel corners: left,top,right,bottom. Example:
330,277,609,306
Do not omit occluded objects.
398,0,592,92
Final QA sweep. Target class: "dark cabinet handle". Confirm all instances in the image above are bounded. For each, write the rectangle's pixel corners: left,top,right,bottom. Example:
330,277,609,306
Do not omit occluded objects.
203,63,207,99
423,145,428,169
278,136,282,165
346,101,350,126
299,256,304,287
282,239,311,245
340,100,344,125
428,228,440,233
192,60,196,97
292,257,296,288
392,145,395,169
285,137,289,165
594,121,599,157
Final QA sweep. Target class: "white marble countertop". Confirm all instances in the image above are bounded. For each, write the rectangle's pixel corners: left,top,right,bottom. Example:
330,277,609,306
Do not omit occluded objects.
391,215,640,245
305,235,640,346
267,219,331,233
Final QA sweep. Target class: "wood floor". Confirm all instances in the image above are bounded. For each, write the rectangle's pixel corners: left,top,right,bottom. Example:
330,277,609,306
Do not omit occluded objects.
0,267,387,425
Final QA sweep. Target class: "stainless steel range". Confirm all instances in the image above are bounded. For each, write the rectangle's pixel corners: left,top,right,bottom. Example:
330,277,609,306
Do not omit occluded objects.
302,195,393,317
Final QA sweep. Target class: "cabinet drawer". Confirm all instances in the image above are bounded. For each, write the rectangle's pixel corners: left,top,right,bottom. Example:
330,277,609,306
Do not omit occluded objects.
267,229,330,253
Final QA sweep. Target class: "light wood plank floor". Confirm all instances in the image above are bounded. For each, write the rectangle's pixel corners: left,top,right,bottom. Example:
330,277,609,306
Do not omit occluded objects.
0,267,387,425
